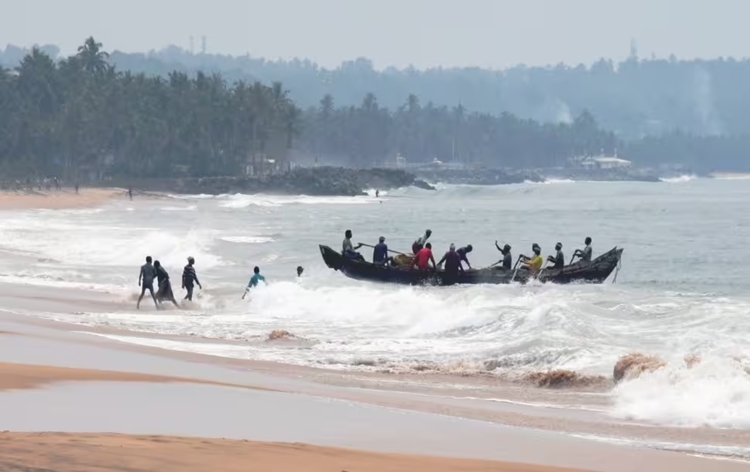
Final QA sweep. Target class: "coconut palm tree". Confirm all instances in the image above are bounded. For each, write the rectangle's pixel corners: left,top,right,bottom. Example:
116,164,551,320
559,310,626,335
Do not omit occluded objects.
77,37,110,76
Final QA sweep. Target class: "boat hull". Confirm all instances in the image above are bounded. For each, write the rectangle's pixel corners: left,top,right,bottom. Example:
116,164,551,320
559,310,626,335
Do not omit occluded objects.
319,245,623,286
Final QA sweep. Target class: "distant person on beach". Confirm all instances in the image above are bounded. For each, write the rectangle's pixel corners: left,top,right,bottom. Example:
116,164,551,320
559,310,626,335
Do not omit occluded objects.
74,183,79,194
412,229,432,254
154,260,180,308
182,256,202,301
128,187,133,201
494,241,513,269
137,256,159,310
297,266,304,277
342,230,364,261
437,243,464,285
375,189,380,198
547,242,565,269
572,237,593,263
411,242,436,272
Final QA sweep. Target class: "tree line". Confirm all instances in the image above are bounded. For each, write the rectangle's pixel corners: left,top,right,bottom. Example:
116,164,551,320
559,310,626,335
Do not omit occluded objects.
0,38,299,180
4,44,750,139
0,38,748,180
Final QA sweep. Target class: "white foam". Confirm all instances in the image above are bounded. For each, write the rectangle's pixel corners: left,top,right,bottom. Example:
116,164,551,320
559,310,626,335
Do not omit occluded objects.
660,174,698,183
218,193,377,209
160,205,197,211
611,355,750,429
220,236,275,244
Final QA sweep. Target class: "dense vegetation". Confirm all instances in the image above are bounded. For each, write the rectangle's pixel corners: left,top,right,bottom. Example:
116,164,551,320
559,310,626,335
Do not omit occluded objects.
1,39,749,179
4,44,748,139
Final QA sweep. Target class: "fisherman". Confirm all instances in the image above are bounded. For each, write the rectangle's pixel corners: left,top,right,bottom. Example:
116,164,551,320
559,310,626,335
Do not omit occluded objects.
137,256,159,310
297,266,304,277
456,245,473,270
494,241,513,269
342,230,364,261
248,266,266,288
182,256,202,301
411,242,436,272
547,243,565,269
375,189,380,198
572,237,593,263
154,260,180,308
373,236,392,265
437,243,464,285
520,244,544,272
412,229,432,254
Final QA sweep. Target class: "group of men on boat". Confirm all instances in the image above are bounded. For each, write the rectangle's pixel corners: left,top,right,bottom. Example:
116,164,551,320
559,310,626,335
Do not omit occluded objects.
342,228,594,281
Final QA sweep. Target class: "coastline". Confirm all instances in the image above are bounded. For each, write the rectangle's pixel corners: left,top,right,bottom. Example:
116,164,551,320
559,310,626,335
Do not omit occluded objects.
0,188,124,210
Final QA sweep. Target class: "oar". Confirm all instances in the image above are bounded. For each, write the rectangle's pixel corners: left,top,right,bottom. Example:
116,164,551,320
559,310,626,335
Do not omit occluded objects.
357,242,409,256
510,255,524,282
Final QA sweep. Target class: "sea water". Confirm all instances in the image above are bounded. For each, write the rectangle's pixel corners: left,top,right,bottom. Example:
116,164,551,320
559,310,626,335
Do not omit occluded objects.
1,178,749,430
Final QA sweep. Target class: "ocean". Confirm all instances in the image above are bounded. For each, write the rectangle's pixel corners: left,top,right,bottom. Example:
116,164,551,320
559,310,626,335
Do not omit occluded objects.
1,177,750,435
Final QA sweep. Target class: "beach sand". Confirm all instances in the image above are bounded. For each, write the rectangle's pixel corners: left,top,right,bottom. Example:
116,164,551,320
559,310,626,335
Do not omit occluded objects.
0,187,124,210
0,432,586,472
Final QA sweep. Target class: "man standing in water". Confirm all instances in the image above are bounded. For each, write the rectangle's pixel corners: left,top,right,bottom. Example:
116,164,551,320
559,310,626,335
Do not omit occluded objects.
137,256,158,310
243,266,266,299
182,256,202,301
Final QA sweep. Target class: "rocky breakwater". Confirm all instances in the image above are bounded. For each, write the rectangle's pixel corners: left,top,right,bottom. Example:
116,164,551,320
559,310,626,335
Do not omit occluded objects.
111,167,434,197
416,168,543,185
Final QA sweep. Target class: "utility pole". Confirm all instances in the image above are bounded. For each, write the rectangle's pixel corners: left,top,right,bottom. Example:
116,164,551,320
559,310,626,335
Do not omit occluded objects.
201,36,207,54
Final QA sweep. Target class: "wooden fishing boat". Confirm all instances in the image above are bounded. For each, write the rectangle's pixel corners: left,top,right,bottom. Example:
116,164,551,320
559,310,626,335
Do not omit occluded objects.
319,245,623,286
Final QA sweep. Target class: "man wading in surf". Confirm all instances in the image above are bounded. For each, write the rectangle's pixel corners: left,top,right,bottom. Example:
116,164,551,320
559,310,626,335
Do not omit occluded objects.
137,256,159,310
182,256,202,301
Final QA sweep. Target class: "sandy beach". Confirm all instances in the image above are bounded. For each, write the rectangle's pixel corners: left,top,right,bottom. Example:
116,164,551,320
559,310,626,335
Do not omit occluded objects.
0,187,124,210
1,189,749,472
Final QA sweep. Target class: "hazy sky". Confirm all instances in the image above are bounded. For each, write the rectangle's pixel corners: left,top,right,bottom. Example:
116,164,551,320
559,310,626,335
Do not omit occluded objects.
0,0,747,70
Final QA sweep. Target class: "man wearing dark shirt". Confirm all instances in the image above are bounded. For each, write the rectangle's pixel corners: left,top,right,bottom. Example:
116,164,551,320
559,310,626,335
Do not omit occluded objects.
547,242,565,269
456,245,473,269
438,244,464,285
182,256,202,301
494,241,513,269
373,236,392,265
137,256,158,310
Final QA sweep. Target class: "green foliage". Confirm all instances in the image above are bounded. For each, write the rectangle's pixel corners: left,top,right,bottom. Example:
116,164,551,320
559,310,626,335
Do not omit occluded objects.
0,39,299,179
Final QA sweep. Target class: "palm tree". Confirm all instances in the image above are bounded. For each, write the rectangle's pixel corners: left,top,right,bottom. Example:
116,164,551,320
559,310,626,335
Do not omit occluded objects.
77,37,110,76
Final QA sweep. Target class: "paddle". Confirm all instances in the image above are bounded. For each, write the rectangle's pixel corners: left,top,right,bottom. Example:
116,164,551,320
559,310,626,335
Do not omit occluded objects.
510,255,524,282
357,242,409,256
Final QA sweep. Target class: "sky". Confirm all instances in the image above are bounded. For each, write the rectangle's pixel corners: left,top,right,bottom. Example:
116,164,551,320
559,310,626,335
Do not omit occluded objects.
0,0,747,70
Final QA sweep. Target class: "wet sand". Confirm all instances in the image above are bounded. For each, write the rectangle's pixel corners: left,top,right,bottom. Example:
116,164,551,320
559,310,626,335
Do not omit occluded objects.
0,433,584,472
0,188,123,210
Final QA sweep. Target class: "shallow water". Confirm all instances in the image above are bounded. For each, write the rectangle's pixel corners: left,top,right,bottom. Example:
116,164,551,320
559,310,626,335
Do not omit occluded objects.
1,178,749,430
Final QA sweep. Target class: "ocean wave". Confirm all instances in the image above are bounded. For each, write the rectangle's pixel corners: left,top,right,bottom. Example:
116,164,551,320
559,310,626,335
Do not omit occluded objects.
659,174,697,183
611,354,750,429
218,193,378,209
160,205,198,211
220,236,275,244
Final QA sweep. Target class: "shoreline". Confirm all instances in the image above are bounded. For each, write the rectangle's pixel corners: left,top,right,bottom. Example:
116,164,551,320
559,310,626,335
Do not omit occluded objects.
0,187,124,210
0,315,747,471
1,303,750,459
